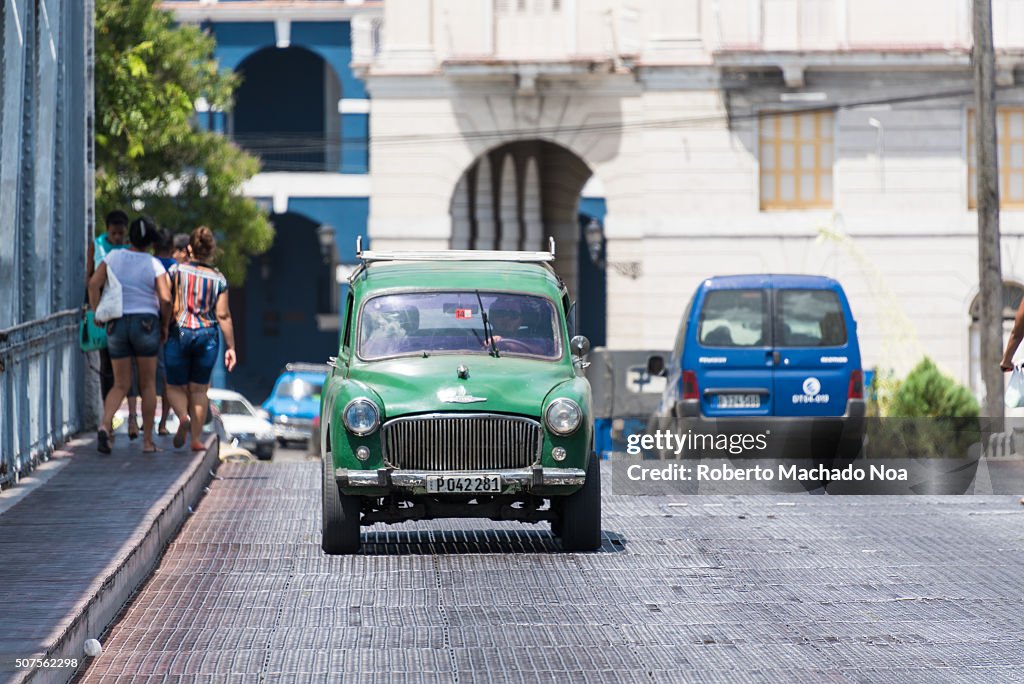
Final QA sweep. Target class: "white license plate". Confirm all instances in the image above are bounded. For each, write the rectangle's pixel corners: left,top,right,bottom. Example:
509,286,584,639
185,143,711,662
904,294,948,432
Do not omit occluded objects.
717,394,761,409
426,474,502,494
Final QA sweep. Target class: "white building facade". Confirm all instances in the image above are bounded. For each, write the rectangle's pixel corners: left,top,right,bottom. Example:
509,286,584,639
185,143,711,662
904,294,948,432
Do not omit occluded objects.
358,0,1024,396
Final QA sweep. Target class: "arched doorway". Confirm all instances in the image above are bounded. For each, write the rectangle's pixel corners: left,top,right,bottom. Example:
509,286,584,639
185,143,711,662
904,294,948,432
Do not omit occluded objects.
449,140,606,345
231,46,343,172
230,212,338,402
969,281,1024,408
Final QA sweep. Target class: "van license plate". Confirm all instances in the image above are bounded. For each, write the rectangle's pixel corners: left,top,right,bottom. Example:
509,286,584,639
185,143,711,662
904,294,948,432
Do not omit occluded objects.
718,394,760,409
426,474,502,493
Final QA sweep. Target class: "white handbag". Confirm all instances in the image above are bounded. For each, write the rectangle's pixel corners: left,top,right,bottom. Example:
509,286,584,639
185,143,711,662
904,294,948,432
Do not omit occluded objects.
1005,366,1024,408
94,265,123,324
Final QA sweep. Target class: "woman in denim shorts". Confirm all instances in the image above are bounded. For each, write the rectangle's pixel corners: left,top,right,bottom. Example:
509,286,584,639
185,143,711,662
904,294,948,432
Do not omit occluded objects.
88,217,171,453
164,226,237,450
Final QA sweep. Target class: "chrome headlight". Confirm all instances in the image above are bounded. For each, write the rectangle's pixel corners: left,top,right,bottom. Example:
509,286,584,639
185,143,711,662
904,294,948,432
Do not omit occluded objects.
545,398,582,436
343,398,380,436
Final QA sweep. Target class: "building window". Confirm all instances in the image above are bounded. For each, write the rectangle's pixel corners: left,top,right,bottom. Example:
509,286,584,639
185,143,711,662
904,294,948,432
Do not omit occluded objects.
967,108,1024,209
759,111,834,210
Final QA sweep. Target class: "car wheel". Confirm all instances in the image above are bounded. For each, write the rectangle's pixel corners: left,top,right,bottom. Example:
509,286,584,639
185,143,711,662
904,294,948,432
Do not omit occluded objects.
321,454,361,554
549,499,564,538
558,452,602,551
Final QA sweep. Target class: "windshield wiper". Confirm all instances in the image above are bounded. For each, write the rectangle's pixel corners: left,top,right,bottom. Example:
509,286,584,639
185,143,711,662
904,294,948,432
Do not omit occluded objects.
475,290,499,357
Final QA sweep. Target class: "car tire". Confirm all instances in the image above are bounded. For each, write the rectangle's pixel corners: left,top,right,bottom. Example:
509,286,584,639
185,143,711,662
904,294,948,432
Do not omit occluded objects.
321,454,361,554
549,499,564,538
558,452,602,552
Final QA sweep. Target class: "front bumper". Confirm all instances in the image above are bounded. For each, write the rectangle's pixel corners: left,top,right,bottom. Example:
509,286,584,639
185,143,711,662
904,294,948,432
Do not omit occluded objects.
336,466,586,495
273,422,314,441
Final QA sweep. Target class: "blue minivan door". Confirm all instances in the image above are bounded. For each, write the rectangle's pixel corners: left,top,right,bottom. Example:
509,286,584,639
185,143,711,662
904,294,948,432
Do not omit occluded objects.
689,286,774,417
771,288,855,417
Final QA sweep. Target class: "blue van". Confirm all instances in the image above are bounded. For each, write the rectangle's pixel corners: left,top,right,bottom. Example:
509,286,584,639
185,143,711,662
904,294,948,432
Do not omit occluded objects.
649,275,865,428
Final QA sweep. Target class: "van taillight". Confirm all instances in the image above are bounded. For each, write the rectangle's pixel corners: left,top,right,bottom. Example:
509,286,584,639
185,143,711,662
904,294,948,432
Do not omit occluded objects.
848,369,864,400
681,370,699,400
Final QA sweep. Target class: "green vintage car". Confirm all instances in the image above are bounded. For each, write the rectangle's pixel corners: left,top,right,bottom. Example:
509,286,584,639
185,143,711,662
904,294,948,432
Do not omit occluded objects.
319,242,601,553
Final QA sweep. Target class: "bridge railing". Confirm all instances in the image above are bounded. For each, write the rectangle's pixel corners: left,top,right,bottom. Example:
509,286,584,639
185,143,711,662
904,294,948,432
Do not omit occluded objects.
0,310,88,488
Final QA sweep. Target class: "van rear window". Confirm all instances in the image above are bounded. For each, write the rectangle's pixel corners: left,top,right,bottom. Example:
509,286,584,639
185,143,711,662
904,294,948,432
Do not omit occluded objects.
776,289,847,347
698,290,767,347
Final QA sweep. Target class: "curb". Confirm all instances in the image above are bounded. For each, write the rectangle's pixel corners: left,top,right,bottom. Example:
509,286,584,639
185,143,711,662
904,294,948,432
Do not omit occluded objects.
18,436,221,684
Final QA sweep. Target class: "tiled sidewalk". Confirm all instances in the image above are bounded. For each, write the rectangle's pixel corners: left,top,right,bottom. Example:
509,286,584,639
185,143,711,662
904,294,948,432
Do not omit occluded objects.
0,432,219,684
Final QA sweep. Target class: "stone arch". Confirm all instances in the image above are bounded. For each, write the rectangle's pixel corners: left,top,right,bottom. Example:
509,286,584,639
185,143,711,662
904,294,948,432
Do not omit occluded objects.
967,281,1024,404
233,210,338,400
232,46,344,172
448,139,605,343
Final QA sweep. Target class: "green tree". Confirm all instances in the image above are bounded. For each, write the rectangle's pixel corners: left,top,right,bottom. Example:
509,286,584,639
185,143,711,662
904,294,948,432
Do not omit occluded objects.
95,0,273,284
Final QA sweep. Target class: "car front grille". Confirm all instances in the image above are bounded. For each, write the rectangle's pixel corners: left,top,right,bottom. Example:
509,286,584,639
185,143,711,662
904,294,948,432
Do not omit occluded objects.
381,413,542,470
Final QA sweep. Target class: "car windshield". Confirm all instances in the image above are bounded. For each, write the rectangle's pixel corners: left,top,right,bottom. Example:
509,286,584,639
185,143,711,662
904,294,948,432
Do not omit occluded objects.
358,291,562,360
211,398,255,417
275,378,323,400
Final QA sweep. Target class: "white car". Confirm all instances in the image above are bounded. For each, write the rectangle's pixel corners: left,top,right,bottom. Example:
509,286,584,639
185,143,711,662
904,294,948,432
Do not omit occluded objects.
208,389,276,460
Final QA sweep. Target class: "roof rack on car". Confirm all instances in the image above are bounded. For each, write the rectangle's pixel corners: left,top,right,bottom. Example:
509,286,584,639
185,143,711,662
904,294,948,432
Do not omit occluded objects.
354,236,556,265
284,362,331,373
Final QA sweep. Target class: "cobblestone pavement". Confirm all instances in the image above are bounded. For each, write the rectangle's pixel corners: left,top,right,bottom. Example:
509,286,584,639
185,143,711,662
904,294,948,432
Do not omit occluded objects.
77,460,1024,683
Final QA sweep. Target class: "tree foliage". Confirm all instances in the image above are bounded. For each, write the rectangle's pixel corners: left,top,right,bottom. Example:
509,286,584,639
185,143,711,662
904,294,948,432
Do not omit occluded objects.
889,358,979,419
95,0,273,284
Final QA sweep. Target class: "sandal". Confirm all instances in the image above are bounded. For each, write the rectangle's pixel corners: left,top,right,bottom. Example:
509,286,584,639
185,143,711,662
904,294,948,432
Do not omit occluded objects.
128,415,139,441
173,419,190,449
97,430,112,455
190,440,206,451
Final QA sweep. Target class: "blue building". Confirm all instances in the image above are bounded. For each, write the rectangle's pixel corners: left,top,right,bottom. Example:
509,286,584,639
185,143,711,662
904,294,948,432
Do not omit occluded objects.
167,1,382,401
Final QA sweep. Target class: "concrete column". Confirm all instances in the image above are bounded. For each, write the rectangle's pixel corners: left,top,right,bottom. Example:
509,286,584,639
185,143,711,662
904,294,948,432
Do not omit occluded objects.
451,172,473,249
475,157,495,250
498,155,519,251
522,158,543,251
642,0,706,62
377,0,435,72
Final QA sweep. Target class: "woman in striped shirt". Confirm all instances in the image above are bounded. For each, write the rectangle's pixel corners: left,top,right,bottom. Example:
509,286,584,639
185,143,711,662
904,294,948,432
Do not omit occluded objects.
163,226,237,450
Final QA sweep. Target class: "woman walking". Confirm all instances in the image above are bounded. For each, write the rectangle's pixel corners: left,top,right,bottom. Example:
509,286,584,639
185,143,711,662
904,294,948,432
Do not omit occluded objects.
164,227,237,450
88,217,171,454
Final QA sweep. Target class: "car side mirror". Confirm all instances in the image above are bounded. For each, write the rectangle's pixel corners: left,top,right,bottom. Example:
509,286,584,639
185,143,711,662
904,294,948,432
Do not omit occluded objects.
647,355,666,377
570,335,590,357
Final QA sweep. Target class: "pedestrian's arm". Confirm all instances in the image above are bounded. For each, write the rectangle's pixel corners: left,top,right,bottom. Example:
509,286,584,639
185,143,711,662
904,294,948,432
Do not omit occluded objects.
87,262,107,311
216,291,236,372
156,272,171,342
1001,297,1024,370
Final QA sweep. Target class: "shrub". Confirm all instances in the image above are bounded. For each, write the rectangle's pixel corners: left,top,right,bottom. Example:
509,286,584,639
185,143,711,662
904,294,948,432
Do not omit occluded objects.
889,358,979,419
872,358,979,458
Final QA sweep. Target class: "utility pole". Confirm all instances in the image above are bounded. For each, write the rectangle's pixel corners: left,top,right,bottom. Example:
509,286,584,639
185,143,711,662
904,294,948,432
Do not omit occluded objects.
974,0,1004,419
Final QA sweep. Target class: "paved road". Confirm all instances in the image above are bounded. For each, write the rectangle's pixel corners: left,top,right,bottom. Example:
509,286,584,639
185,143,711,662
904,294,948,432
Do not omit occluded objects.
76,451,1024,683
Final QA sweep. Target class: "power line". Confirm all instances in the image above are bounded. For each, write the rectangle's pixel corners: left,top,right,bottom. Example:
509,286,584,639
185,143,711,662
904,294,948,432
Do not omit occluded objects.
222,83,1022,152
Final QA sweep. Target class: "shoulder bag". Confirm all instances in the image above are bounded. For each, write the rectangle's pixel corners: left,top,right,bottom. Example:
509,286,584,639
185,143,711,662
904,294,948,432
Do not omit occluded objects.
94,264,123,324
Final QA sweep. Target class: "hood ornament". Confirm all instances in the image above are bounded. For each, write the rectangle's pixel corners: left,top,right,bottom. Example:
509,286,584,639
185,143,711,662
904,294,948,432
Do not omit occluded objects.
457,364,470,379
438,386,487,404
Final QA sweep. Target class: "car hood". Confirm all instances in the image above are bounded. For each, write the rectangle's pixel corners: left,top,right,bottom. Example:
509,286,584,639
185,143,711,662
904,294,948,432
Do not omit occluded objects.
220,415,274,436
354,355,572,418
